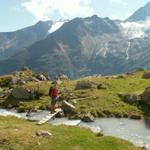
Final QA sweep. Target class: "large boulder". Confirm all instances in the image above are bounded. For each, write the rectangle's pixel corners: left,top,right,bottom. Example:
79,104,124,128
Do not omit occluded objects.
141,87,150,105
75,80,93,90
118,92,138,104
11,87,39,100
61,100,76,114
142,72,150,79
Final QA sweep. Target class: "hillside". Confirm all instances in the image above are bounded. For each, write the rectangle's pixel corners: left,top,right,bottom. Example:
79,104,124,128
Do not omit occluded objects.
0,68,150,121
0,116,144,150
0,13,150,77
0,21,52,60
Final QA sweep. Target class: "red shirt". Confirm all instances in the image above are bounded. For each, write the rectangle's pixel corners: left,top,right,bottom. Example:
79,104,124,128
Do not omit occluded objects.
52,87,58,97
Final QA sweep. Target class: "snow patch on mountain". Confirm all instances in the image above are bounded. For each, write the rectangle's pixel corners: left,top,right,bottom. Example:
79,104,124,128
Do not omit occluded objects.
48,21,65,33
119,21,150,39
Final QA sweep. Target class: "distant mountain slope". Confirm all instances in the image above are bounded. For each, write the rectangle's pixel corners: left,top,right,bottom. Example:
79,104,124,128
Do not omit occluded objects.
0,15,121,77
127,2,150,21
1,3,150,78
0,21,52,60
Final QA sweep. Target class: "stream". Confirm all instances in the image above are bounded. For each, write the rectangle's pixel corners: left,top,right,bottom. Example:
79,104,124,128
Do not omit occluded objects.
0,108,150,149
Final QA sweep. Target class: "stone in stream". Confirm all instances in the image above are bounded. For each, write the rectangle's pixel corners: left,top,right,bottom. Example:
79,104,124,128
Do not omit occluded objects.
80,113,95,122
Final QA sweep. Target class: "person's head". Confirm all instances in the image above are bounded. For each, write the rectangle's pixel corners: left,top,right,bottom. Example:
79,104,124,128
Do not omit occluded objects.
54,81,58,86
51,81,58,87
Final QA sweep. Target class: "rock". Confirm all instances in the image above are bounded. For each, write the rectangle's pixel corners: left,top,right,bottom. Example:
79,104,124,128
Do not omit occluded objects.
17,80,26,85
36,130,52,137
0,87,3,93
26,77,40,82
62,100,76,114
21,66,31,71
130,114,141,120
144,117,150,123
75,80,93,90
80,113,95,122
116,75,126,79
55,110,65,118
10,77,19,84
71,99,77,104
89,126,103,136
11,87,39,100
142,72,150,79
36,74,47,81
58,74,69,80
141,87,150,105
0,88,12,98
97,83,107,90
118,92,138,104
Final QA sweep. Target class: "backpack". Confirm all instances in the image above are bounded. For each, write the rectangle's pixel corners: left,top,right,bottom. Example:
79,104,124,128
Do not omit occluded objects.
49,86,53,97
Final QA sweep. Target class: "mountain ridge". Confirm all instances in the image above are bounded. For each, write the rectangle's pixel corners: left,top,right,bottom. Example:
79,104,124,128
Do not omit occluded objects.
0,3,150,78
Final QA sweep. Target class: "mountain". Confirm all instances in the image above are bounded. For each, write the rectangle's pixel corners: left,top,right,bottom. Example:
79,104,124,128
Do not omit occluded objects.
0,20,65,60
0,3,150,78
0,15,122,77
127,2,150,21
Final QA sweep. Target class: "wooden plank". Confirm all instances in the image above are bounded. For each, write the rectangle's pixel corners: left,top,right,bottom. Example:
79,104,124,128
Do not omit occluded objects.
37,108,62,125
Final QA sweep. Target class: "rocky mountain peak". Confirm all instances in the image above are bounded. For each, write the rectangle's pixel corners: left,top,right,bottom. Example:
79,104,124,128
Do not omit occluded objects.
127,2,150,22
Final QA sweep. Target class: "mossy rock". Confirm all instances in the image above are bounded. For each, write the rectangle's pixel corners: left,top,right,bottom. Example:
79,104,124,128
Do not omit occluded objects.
142,72,150,79
75,80,93,90
0,75,12,87
118,92,139,104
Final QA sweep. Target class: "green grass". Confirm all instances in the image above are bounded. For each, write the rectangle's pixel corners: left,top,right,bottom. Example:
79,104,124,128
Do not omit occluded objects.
0,116,144,150
58,71,150,118
1,70,150,118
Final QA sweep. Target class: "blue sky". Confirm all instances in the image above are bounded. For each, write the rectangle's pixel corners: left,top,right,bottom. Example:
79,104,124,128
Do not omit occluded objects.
0,0,149,32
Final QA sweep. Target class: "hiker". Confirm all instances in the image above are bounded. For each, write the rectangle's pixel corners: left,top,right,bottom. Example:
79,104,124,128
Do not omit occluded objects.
49,81,59,113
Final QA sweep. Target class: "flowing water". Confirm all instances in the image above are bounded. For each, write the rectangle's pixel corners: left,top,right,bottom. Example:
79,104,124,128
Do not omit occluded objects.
0,108,150,149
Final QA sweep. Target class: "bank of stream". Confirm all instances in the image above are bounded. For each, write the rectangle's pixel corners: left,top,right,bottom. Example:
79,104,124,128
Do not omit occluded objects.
0,108,150,149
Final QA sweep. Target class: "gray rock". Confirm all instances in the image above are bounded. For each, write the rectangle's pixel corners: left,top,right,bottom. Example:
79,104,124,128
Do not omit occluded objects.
142,72,150,79
97,83,107,90
145,117,150,123
141,87,150,105
11,87,38,100
17,80,26,85
36,130,52,137
36,74,47,81
0,88,12,98
75,80,93,90
26,77,40,82
10,77,18,84
89,126,103,136
58,74,69,80
80,113,95,122
62,100,76,114
118,92,138,104
0,87,3,93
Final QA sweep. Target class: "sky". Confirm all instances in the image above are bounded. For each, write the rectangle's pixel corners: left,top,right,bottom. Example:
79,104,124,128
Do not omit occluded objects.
0,0,150,32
